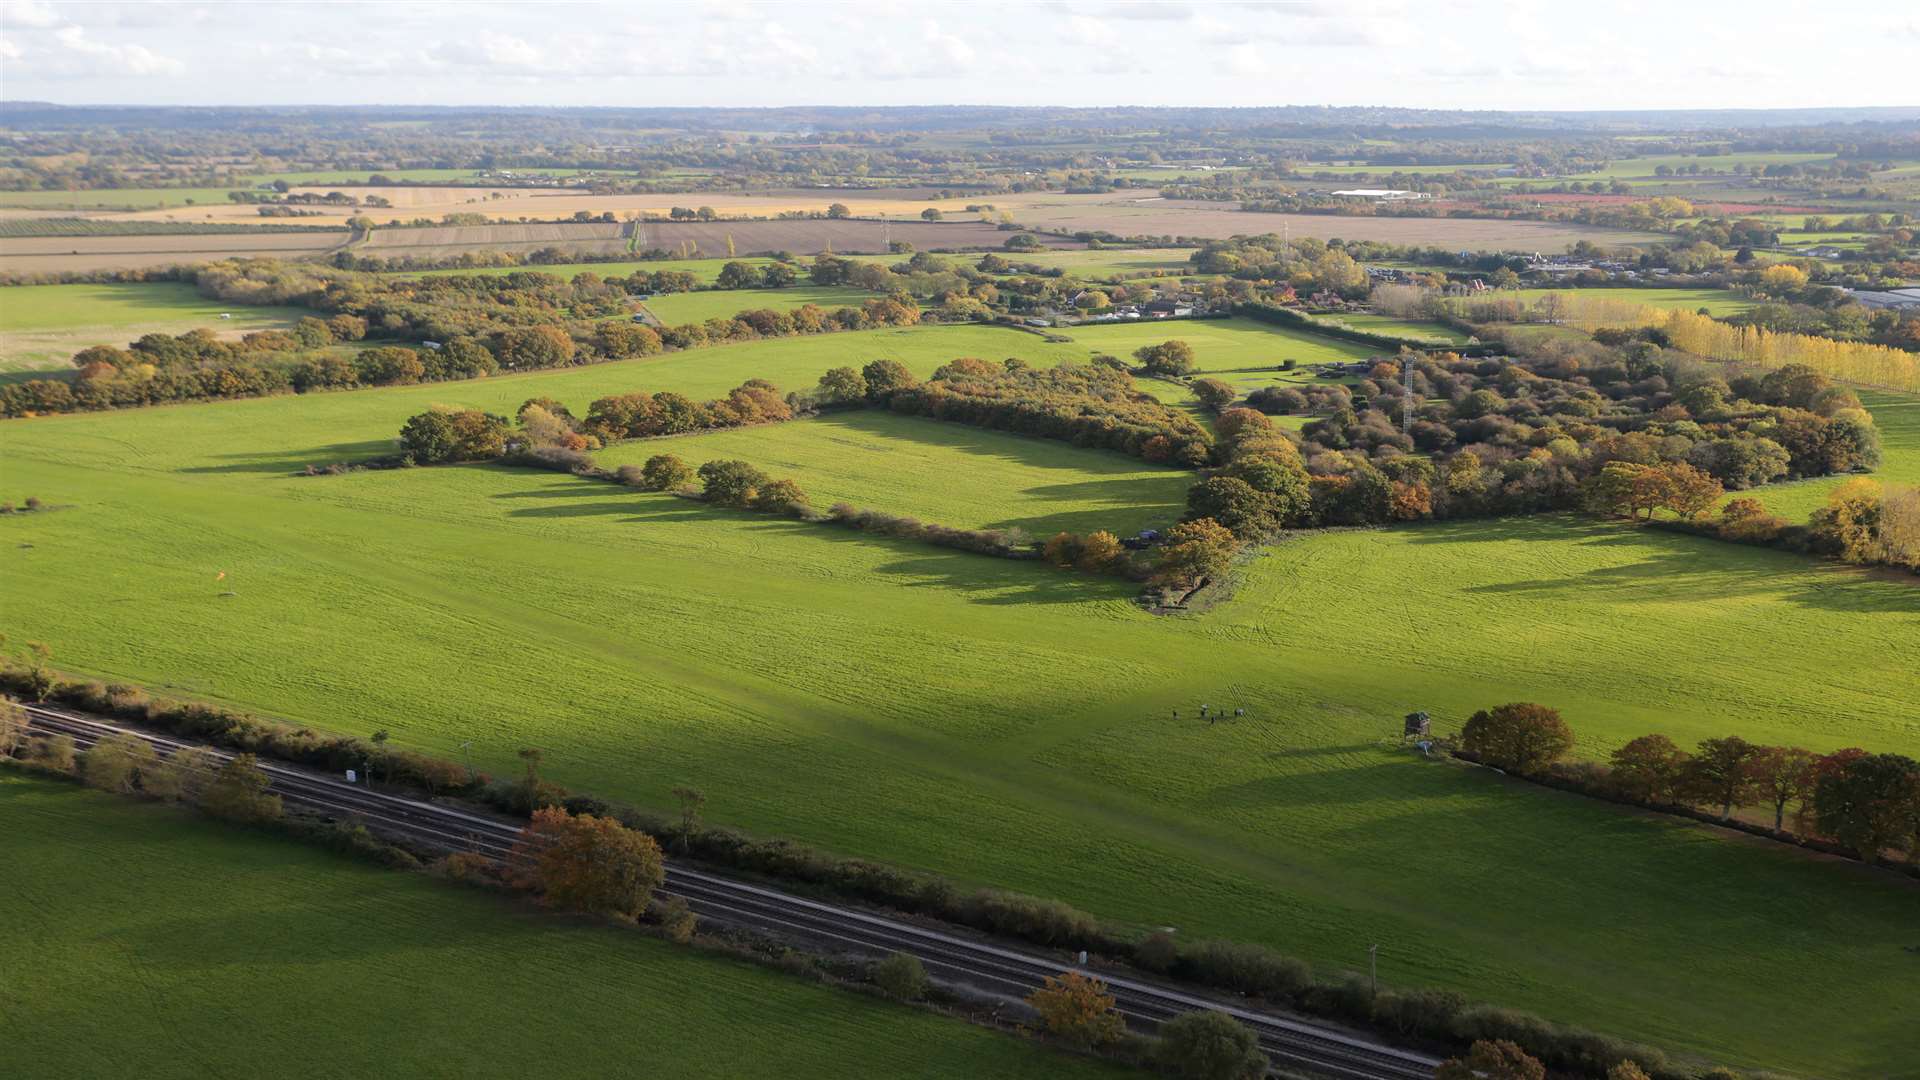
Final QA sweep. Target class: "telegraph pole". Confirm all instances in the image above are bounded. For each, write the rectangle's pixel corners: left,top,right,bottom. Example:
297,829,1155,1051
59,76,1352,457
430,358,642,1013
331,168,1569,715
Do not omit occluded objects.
1402,356,1415,434
1369,944,1379,997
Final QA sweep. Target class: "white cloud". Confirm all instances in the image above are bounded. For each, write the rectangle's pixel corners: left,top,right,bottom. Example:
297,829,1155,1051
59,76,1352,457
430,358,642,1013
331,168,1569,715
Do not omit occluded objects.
1,0,59,28
51,24,185,75
921,21,976,69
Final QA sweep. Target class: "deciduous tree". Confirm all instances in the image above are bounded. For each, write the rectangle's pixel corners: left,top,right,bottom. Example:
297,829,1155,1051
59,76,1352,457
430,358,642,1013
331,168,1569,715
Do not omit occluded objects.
698,459,769,507
199,753,282,823
513,807,666,919
1153,518,1239,586
1435,1040,1546,1080
1609,734,1690,804
1684,736,1759,820
81,732,156,795
1460,703,1573,774
0,698,25,758
1747,745,1818,831
1154,1010,1265,1080
1814,752,1919,860
1025,972,1124,1048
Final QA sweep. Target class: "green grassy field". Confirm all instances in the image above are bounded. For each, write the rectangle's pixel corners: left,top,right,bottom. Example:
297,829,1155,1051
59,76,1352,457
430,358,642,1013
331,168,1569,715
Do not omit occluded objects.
0,282,314,373
1313,313,1470,345
2,321,1917,1078
0,770,1126,1080
597,411,1191,537
1509,287,1753,316
641,285,881,324
1062,318,1380,369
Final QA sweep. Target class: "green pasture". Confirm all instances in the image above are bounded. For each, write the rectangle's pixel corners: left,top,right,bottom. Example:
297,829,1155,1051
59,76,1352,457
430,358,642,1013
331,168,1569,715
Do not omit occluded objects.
1508,287,1753,316
1060,318,1381,369
596,411,1191,537
641,285,881,325
0,281,314,373
2,322,1918,1078
1313,314,1469,345
0,771,1124,1080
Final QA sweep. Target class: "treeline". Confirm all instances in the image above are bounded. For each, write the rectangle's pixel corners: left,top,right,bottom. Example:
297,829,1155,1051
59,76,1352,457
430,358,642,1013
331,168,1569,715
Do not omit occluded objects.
1453,702,1919,873
393,381,797,466
1475,291,1920,394
0,258,927,419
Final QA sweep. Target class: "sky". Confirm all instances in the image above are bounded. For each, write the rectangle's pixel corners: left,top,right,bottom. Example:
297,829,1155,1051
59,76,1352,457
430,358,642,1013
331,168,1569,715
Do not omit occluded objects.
1,0,1917,113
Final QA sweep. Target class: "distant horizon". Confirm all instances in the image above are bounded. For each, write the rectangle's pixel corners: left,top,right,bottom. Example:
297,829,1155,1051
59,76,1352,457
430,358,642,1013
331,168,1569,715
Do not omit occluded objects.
5,101,1920,117
3,0,1917,113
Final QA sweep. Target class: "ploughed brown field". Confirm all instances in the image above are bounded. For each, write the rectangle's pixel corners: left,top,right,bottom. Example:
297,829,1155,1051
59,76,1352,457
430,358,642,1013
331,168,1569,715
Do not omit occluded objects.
0,230,350,273
111,188,971,227
994,194,1665,246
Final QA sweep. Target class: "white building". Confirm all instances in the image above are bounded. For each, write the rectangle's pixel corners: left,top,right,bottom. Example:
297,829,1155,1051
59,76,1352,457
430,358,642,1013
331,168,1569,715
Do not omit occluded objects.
1329,188,1430,201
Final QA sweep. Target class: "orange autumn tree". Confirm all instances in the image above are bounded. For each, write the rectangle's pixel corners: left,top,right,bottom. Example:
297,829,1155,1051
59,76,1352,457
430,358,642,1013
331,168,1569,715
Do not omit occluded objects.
1026,971,1125,1048
513,806,666,919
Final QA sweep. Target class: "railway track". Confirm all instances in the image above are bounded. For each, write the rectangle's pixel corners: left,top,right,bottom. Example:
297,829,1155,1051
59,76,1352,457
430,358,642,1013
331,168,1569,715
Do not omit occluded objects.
23,704,1441,1080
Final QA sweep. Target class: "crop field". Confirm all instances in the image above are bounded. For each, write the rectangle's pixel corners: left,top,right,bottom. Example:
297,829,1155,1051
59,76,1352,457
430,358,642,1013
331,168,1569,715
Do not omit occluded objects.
3,320,1918,1076
360,219,1073,262
0,282,313,374
0,230,349,273
988,193,1665,247
0,771,1125,1080
360,221,628,259
114,189,991,228
1508,286,1753,316
639,285,882,324
596,411,1192,537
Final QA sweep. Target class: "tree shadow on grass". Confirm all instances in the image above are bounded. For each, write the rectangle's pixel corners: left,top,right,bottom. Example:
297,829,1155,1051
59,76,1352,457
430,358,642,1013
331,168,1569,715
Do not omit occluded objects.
489,479,1149,605
1396,514,1920,618
179,440,395,475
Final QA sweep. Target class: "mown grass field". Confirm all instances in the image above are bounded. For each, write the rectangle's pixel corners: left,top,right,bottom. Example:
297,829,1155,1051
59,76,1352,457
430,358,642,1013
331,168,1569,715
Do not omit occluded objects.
1063,317,1381,369
1313,313,1470,344
0,281,312,373
640,285,882,324
596,411,1192,537
2,321,1917,1078
0,770,1127,1080
1509,287,1752,316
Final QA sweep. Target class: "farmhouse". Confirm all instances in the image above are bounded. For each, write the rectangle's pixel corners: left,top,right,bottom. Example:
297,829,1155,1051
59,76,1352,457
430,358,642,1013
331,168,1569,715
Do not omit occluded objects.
1330,188,1430,201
